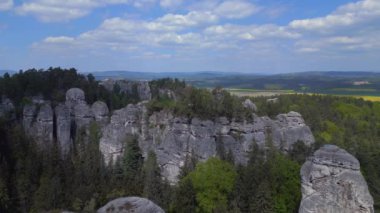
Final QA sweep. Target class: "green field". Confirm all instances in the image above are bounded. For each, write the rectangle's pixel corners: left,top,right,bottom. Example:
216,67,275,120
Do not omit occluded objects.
227,88,380,102
227,88,294,97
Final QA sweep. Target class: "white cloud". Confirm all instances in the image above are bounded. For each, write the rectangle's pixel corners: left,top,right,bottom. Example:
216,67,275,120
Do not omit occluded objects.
214,0,259,19
290,0,380,32
0,0,13,10
29,0,380,72
160,0,182,9
204,24,300,40
14,0,162,22
44,36,75,44
157,11,219,28
15,0,121,22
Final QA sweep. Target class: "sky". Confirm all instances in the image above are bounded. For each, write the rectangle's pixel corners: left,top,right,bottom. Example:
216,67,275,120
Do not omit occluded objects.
0,0,379,73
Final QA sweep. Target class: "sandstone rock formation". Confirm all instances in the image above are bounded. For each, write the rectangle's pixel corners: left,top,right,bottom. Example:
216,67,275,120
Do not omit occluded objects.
91,101,109,127
97,197,164,213
55,104,71,155
0,97,15,118
65,88,86,108
242,99,257,112
20,88,314,183
299,144,374,213
23,100,54,146
22,88,108,155
100,98,315,183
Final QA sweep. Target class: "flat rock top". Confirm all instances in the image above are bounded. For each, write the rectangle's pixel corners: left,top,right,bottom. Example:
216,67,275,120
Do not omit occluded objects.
97,197,164,213
312,144,360,170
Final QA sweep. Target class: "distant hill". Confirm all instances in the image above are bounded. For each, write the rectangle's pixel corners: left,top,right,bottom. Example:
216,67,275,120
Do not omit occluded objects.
278,71,380,78
89,70,261,81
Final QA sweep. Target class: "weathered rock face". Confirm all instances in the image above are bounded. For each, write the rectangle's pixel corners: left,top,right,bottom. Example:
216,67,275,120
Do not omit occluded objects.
73,103,94,131
242,99,257,112
100,99,315,183
23,101,54,146
0,97,15,118
22,88,102,155
97,197,164,213
55,104,71,155
100,103,144,164
91,101,109,127
299,145,374,213
65,88,86,108
100,79,152,101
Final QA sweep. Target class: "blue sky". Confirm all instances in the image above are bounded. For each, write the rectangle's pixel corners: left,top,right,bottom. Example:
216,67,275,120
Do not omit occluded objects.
0,0,379,73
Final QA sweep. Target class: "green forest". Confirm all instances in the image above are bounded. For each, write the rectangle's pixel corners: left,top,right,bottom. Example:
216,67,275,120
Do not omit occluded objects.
1,68,380,212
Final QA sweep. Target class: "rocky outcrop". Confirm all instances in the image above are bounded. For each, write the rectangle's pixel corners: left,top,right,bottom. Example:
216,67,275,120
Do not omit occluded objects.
0,97,15,118
65,88,86,108
20,88,314,183
23,100,54,147
55,104,71,155
242,99,257,112
91,101,109,127
97,197,164,213
100,99,315,183
100,79,152,101
299,145,374,213
22,88,108,155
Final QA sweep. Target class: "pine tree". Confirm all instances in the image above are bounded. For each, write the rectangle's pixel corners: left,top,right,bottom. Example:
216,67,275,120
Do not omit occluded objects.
122,135,144,195
142,151,163,207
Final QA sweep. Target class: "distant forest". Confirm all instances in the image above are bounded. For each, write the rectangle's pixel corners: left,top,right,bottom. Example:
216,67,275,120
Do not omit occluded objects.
0,68,380,212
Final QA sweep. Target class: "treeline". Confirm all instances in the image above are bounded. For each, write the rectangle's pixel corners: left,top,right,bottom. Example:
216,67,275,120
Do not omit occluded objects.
0,67,138,113
148,80,252,120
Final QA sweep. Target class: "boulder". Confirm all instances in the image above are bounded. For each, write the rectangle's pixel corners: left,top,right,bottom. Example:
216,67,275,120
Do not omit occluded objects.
242,99,257,112
299,145,374,213
91,101,109,126
97,197,164,213
65,88,86,109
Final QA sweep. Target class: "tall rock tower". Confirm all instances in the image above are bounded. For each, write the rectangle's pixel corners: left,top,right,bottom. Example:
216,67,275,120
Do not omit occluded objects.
299,144,374,213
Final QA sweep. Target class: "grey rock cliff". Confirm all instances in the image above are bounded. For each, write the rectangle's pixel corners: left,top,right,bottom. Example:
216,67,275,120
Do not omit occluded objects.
91,101,109,127
65,88,86,108
0,97,15,118
23,101,54,146
97,197,164,213
100,100,315,183
23,88,97,155
55,104,71,155
299,144,374,213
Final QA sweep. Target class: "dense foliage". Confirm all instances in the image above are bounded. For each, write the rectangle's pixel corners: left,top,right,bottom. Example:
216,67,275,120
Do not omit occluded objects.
254,94,380,210
148,85,252,120
0,67,139,112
